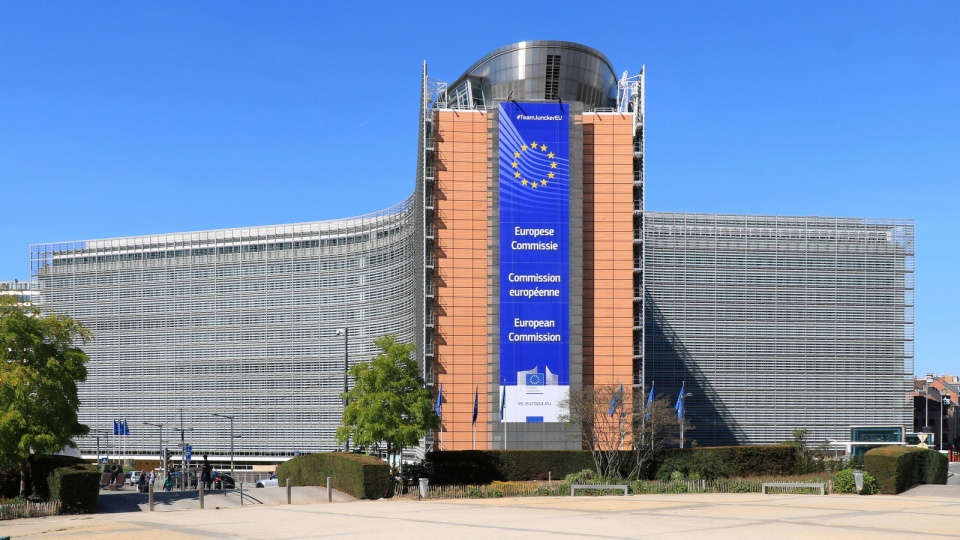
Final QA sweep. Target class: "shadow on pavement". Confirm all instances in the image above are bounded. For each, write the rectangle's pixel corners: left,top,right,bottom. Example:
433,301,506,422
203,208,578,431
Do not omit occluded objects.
98,489,250,513
97,486,350,513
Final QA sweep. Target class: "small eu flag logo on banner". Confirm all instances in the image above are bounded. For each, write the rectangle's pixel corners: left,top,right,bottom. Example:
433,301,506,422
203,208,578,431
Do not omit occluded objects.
525,373,545,386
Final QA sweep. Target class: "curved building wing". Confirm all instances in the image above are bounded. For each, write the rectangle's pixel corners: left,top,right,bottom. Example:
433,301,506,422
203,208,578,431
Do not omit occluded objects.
32,200,416,460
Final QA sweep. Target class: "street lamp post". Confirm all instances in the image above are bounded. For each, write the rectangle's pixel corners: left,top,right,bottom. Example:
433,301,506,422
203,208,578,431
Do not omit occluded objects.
144,422,164,471
212,413,235,475
173,408,194,492
941,396,950,451
335,328,349,452
925,377,933,431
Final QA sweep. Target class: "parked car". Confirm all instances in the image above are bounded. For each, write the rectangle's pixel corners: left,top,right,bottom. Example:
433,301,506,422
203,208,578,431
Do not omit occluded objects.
256,474,278,488
211,471,236,489
127,470,141,486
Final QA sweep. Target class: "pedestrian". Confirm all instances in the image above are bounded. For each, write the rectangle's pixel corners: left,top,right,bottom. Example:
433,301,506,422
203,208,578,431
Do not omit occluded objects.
137,470,147,493
201,454,212,490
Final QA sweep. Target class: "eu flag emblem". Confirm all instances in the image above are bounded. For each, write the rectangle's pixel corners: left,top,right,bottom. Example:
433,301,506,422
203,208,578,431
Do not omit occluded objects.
525,373,545,386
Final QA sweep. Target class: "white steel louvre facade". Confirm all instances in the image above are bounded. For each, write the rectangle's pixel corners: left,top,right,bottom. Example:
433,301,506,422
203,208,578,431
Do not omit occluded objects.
31,201,417,462
644,212,915,446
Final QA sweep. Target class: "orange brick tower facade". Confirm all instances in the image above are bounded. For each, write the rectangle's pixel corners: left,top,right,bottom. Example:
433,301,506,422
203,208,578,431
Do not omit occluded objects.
416,41,645,450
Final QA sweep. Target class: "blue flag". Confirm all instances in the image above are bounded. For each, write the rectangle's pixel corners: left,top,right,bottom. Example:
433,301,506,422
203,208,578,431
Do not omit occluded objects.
123,419,130,435
435,383,443,417
472,385,479,425
500,385,506,422
113,420,119,435
645,382,654,420
608,384,623,417
675,382,686,420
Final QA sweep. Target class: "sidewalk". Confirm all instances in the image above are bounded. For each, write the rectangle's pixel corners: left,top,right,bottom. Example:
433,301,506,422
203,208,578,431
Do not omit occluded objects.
4,487,960,539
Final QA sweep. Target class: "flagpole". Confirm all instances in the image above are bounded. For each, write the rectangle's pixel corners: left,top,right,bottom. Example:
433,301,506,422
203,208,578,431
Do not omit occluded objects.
472,381,477,450
501,382,507,450
436,382,442,451
641,384,647,449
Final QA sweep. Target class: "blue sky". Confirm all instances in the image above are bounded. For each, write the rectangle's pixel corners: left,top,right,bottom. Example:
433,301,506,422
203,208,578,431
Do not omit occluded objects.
1,2,956,376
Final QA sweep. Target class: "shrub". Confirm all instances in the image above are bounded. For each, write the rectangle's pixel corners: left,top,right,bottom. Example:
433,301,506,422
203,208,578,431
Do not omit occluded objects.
834,469,880,495
654,445,795,481
730,482,750,493
864,447,922,494
861,472,879,494
916,449,948,485
48,464,100,514
276,453,391,499
833,469,856,493
564,469,599,485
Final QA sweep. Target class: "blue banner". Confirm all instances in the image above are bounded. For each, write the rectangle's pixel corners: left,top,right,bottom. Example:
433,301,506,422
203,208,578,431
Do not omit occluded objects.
499,101,570,423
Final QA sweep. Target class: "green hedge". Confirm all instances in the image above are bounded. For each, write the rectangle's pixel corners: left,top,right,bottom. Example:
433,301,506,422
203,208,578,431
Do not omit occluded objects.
276,453,391,499
917,449,948,485
426,451,594,485
862,447,947,494
654,445,798,480
1,455,90,500
48,464,100,514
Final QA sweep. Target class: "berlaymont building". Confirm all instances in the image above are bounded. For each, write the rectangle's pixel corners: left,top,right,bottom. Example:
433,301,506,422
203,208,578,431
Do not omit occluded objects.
28,41,915,468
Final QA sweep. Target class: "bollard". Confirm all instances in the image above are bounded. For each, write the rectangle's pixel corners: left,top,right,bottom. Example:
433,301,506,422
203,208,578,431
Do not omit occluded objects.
148,482,154,512
199,483,204,509
418,478,429,500
286,478,292,504
240,482,244,506
327,476,332,502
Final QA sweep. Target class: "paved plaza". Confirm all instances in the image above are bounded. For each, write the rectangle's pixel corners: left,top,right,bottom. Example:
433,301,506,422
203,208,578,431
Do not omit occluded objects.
2,485,959,539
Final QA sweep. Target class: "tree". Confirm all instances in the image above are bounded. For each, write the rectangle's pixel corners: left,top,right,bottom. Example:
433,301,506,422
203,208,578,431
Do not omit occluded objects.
0,294,91,497
335,336,438,471
562,384,680,481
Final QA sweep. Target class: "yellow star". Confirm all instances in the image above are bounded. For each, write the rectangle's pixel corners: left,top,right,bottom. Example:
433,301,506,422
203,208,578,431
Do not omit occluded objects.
511,161,518,168
548,152,555,159
550,162,558,169
521,179,528,186
540,179,547,186
514,151,520,158
531,142,539,150
531,182,538,189
541,145,548,152
514,171,521,178
521,144,528,151
548,171,555,179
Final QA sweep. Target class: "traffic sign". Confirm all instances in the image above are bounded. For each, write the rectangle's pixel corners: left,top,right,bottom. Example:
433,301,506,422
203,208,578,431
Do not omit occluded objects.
101,458,108,464
185,444,192,461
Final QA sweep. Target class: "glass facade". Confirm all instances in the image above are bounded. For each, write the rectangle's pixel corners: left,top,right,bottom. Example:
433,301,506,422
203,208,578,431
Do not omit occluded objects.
31,202,416,462
644,213,915,446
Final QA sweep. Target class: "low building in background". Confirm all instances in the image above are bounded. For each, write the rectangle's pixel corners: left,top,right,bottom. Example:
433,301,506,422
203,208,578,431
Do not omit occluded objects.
913,374,959,451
